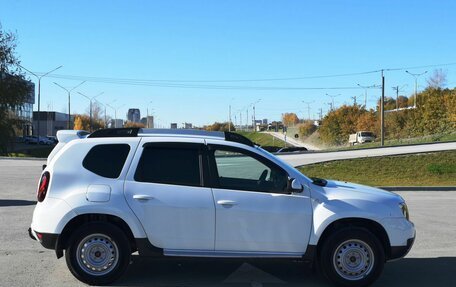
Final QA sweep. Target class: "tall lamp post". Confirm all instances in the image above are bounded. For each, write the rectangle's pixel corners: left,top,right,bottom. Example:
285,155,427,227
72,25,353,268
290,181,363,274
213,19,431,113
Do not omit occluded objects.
54,81,86,129
94,99,108,128
357,84,381,108
406,70,427,108
326,93,341,111
106,103,125,128
78,92,104,132
251,99,261,131
19,65,63,137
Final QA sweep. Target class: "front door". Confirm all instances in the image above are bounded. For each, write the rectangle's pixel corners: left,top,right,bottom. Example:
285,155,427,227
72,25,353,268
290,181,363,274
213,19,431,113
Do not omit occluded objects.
207,143,312,254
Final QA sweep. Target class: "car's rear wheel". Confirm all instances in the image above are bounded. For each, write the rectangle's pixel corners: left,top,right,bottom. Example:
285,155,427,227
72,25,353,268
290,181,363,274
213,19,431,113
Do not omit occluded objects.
65,222,131,285
319,227,384,287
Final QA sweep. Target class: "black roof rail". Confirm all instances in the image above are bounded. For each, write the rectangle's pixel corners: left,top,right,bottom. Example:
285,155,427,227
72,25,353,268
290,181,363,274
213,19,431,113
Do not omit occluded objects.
224,132,255,147
88,128,140,138
87,128,255,147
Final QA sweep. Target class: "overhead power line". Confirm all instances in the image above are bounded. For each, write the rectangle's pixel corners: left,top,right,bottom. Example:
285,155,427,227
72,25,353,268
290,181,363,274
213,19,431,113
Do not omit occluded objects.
23,61,456,90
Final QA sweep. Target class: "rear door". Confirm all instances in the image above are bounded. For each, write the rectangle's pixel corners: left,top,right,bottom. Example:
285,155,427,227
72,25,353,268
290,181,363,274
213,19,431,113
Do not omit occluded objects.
124,138,215,251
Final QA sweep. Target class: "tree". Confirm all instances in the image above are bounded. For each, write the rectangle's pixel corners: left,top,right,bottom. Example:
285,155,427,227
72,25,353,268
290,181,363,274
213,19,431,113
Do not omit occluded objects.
124,121,145,128
204,122,235,132
0,24,28,154
298,121,317,137
319,105,376,145
282,113,299,126
426,69,447,89
73,116,84,130
73,114,105,131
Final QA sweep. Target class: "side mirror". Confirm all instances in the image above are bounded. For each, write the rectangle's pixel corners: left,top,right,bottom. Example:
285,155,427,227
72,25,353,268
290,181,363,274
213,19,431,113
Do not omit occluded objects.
287,178,303,193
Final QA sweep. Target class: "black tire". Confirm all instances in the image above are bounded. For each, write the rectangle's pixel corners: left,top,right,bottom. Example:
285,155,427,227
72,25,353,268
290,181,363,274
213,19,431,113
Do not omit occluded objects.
319,227,385,287
65,222,131,285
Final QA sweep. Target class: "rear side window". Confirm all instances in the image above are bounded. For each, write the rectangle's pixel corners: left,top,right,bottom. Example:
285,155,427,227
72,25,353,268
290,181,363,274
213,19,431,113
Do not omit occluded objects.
134,146,201,186
83,144,130,178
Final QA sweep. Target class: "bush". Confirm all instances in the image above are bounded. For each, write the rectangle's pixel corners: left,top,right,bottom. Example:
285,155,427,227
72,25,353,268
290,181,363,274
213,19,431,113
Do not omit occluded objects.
298,121,317,137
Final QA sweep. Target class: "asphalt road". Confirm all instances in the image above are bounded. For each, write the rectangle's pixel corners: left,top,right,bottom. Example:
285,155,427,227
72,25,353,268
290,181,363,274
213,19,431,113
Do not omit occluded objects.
277,141,456,166
1,158,456,286
267,132,321,151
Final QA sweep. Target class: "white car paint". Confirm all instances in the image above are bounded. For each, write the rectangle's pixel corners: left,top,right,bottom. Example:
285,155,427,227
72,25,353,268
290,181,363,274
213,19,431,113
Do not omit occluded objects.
31,130,415,259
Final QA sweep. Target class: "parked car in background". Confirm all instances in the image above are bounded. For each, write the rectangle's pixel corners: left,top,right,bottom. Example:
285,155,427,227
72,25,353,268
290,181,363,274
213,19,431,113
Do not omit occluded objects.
24,136,54,145
349,131,375,146
46,136,58,144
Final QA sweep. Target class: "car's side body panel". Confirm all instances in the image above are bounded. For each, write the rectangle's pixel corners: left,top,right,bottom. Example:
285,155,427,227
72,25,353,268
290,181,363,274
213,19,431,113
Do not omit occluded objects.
32,137,147,238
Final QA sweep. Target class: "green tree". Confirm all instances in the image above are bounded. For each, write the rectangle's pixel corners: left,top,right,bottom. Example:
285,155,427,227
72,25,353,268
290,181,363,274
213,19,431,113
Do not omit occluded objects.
298,121,317,137
0,24,28,154
282,113,299,126
204,122,235,132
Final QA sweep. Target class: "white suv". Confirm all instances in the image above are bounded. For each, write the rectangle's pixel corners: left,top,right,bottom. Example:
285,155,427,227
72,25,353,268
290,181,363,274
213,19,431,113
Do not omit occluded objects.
29,128,415,286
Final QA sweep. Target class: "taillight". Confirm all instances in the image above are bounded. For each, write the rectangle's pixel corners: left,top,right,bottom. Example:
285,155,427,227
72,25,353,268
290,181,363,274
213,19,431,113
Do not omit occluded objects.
37,172,50,202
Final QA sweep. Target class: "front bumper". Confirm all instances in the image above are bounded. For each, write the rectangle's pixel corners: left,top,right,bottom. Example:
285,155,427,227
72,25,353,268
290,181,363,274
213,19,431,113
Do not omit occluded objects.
28,227,59,250
389,235,415,261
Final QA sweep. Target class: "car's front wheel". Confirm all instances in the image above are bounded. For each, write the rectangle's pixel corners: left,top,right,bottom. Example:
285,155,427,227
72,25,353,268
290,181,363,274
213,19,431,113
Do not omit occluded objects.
65,222,131,285
319,227,385,287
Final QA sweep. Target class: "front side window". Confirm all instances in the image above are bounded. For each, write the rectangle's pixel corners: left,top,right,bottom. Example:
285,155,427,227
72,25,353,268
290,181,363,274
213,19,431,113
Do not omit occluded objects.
134,145,202,186
82,144,130,178
211,146,288,193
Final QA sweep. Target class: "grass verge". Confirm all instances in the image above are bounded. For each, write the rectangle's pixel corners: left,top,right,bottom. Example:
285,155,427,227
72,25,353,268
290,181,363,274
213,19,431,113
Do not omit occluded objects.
299,150,456,186
236,131,286,147
327,133,456,151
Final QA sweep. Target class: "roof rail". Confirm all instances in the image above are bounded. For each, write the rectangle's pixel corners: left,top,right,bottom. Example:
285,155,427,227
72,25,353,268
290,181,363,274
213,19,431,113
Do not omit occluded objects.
88,128,139,138
224,132,254,147
88,128,255,147
139,128,224,138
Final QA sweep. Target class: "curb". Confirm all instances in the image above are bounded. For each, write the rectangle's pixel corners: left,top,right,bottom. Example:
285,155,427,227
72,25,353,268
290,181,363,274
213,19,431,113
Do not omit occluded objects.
0,156,46,161
379,186,456,191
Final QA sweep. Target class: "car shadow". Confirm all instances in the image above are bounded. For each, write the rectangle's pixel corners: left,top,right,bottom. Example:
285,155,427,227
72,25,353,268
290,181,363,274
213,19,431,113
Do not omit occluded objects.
0,199,36,207
114,256,456,286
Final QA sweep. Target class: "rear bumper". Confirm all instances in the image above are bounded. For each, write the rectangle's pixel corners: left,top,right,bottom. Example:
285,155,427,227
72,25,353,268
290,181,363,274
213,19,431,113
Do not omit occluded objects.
28,227,59,250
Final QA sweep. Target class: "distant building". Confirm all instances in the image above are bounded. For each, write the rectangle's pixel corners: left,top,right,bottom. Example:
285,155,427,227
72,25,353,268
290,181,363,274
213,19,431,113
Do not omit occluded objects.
33,111,74,136
140,116,154,128
262,119,268,125
127,108,140,123
183,122,192,129
170,123,178,129
2,73,35,136
109,119,124,128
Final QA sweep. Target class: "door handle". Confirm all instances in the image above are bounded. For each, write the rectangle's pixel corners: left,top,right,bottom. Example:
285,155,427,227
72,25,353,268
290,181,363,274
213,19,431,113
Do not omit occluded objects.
217,200,238,206
133,194,154,201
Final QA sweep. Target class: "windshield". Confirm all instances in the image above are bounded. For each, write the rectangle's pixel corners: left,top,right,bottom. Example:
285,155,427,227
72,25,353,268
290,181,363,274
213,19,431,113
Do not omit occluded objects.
360,132,374,137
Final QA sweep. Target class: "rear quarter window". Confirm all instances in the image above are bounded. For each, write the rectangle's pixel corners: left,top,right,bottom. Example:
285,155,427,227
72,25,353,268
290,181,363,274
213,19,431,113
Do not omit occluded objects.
82,144,130,178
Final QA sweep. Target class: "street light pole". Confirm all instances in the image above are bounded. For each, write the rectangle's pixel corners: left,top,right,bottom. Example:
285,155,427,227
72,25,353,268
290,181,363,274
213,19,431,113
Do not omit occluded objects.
406,71,427,108
54,81,86,129
326,93,340,110
19,65,63,136
106,103,125,128
380,70,385,146
78,92,103,132
94,99,108,128
356,84,381,108
251,99,261,131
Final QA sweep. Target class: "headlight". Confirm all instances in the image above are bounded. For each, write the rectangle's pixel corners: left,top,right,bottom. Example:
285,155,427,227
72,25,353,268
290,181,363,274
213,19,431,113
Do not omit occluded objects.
399,202,409,220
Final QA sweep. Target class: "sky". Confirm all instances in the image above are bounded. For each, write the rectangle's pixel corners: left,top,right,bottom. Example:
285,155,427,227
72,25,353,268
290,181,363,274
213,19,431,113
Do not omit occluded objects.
1,0,455,127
